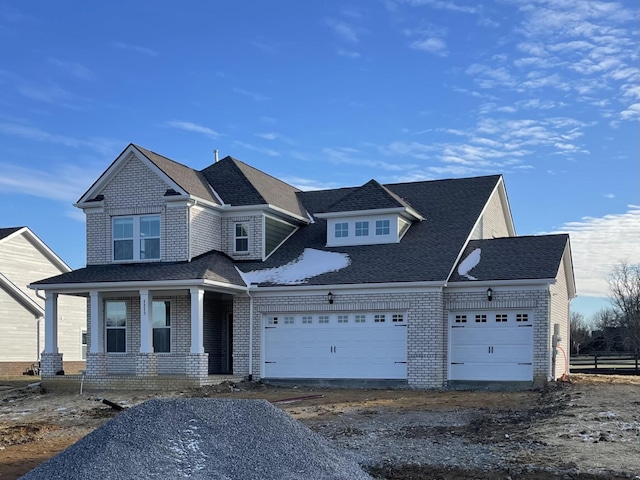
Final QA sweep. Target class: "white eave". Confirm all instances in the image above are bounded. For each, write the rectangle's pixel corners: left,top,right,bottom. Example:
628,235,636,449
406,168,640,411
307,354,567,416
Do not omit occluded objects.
0,273,44,318
28,278,248,295
315,207,424,222
0,227,70,273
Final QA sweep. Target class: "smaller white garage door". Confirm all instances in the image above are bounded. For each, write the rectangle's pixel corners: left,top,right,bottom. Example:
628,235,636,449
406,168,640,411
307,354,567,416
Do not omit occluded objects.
449,311,533,381
263,312,407,379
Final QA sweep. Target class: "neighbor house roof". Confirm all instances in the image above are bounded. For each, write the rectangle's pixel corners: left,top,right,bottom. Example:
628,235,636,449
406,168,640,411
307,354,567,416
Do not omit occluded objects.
30,250,245,289
449,234,571,283
237,175,503,286
0,227,23,242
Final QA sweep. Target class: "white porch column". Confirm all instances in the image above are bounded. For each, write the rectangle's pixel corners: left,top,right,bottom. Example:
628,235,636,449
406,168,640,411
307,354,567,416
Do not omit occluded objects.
139,289,153,353
44,291,59,354
190,287,204,354
89,290,102,353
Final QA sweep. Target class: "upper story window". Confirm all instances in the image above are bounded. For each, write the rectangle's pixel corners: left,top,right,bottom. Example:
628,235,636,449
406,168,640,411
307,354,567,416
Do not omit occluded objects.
113,215,160,261
376,219,390,235
355,221,369,237
335,222,349,238
235,223,249,253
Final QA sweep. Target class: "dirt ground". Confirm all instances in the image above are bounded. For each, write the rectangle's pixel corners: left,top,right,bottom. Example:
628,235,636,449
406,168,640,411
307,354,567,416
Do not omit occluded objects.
1,374,639,479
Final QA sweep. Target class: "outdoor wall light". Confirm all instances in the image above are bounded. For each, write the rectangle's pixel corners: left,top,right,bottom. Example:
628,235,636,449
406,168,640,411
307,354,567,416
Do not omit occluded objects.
487,288,493,302
327,292,334,304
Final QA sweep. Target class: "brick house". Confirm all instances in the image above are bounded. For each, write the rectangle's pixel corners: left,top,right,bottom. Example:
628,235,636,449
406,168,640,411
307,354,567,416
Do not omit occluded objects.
0,227,86,376
31,144,575,390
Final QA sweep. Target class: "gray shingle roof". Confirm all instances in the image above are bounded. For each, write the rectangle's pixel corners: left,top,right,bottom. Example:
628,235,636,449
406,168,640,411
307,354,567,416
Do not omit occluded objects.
134,145,219,204
449,234,570,282
202,157,307,219
322,179,418,214
0,227,23,241
238,175,503,285
31,250,245,287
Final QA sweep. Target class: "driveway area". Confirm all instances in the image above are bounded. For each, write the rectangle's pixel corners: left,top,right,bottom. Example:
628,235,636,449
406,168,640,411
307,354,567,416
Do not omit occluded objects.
1,374,638,479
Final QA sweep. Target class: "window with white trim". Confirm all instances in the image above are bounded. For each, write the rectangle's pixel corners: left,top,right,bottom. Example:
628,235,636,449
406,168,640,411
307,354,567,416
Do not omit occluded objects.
335,222,349,238
113,215,160,261
355,221,369,237
376,219,390,235
234,223,249,253
318,315,330,324
392,314,404,323
516,313,529,322
268,316,278,325
455,315,467,323
302,316,313,324
374,314,386,323
337,315,349,323
284,316,295,325
475,314,487,323
355,314,366,323
152,300,171,353
106,301,126,353
495,314,508,323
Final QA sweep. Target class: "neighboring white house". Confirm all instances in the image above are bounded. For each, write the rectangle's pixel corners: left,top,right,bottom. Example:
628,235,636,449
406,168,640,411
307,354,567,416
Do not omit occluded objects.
0,227,86,376
32,144,575,390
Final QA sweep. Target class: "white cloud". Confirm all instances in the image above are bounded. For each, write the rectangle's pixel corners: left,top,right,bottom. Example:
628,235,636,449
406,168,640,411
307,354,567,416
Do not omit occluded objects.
233,141,280,157
325,18,361,43
545,205,640,297
337,49,361,59
232,87,270,102
166,121,221,138
47,58,95,80
110,41,158,57
410,37,448,56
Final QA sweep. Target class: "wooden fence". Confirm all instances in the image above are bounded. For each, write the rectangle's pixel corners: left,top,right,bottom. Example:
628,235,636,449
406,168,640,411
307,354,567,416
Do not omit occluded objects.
570,354,640,375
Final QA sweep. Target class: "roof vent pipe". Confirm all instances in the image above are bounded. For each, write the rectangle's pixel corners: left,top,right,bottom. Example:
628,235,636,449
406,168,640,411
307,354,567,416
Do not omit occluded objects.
214,149,219,162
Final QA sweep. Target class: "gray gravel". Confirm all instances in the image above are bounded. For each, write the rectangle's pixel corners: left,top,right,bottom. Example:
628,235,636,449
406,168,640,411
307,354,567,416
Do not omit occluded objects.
21,398,372,480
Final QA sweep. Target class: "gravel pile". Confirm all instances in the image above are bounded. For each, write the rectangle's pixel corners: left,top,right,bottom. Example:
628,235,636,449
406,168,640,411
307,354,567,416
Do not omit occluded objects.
22,398,372,480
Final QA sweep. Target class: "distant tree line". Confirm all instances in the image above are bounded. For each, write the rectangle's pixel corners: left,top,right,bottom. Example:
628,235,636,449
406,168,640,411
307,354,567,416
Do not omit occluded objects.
570,262,640,356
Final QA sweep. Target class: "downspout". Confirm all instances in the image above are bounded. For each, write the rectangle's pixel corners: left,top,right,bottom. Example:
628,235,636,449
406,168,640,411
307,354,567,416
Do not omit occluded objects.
247,287,254,381
35,290,46,361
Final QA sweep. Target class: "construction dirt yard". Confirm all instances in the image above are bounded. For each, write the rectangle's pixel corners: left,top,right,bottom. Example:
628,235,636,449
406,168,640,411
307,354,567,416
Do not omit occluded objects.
1,374,638,479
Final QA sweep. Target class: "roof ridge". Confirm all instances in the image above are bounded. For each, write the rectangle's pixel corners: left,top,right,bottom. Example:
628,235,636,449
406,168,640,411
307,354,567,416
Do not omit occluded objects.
133,144,196,171
223,156,302,193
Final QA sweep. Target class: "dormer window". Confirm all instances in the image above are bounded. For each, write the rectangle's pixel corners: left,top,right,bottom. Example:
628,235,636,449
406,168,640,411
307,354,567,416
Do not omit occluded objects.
335,222,349,238
235,223,249,253
376,219,390,236
355,221,369,237
113,215,160,261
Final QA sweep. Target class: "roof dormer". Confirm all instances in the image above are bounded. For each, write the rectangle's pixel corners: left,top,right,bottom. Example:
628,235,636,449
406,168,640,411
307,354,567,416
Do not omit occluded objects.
315,180,423,247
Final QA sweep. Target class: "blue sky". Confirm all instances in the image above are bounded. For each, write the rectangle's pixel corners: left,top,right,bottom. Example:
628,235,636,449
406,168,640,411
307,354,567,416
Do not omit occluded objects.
0,1,638,321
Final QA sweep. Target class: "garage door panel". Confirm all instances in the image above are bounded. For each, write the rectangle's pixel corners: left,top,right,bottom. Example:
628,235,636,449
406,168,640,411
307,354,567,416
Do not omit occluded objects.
264,312,407,380
449,311,533,382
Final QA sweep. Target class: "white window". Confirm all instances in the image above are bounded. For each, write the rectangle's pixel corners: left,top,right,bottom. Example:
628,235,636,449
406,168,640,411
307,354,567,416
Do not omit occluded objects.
335,222,349,238
355,314,366,323
235,223,249,253
337,315,349,323
152,300,171,353
376,219,390,235
455,315,467,323
113,215,160,261
475,314,487,323
284,316,295,325
516,313,529,322
302,316,313,324
355,221,369,237
318,315,330,324
106,301,126,353
392,314,404,323
496,314,508,323
374,314,386,323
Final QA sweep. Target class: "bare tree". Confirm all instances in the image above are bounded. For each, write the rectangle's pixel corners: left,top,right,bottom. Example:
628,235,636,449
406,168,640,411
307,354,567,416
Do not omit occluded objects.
590,308,620,353
570,311,590,355
607,262,640,354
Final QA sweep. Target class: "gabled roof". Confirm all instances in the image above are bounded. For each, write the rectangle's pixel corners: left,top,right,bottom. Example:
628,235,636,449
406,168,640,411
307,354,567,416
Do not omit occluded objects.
0,272,44,317
202,157,308,220
449,234,571,283
30,250,246,289
237,175,503,286
134,145,219,204
0,226,71,273
0,227,23,241
320,179,423,220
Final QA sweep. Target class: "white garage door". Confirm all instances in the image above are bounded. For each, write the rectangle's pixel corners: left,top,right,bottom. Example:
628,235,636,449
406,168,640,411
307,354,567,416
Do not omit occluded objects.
449,311,533,381
263,312,407,379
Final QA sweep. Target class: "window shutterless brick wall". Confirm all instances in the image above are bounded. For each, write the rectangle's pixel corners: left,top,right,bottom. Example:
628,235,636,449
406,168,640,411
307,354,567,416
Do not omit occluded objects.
222,215,264,261
232,291,446,389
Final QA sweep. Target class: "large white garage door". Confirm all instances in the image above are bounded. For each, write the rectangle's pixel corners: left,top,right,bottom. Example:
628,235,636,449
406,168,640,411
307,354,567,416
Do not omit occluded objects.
449,311,533,381
263,312,407,379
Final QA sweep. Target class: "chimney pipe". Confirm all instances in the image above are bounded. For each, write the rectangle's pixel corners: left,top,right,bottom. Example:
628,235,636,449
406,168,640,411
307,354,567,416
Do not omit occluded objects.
214,149,219,162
